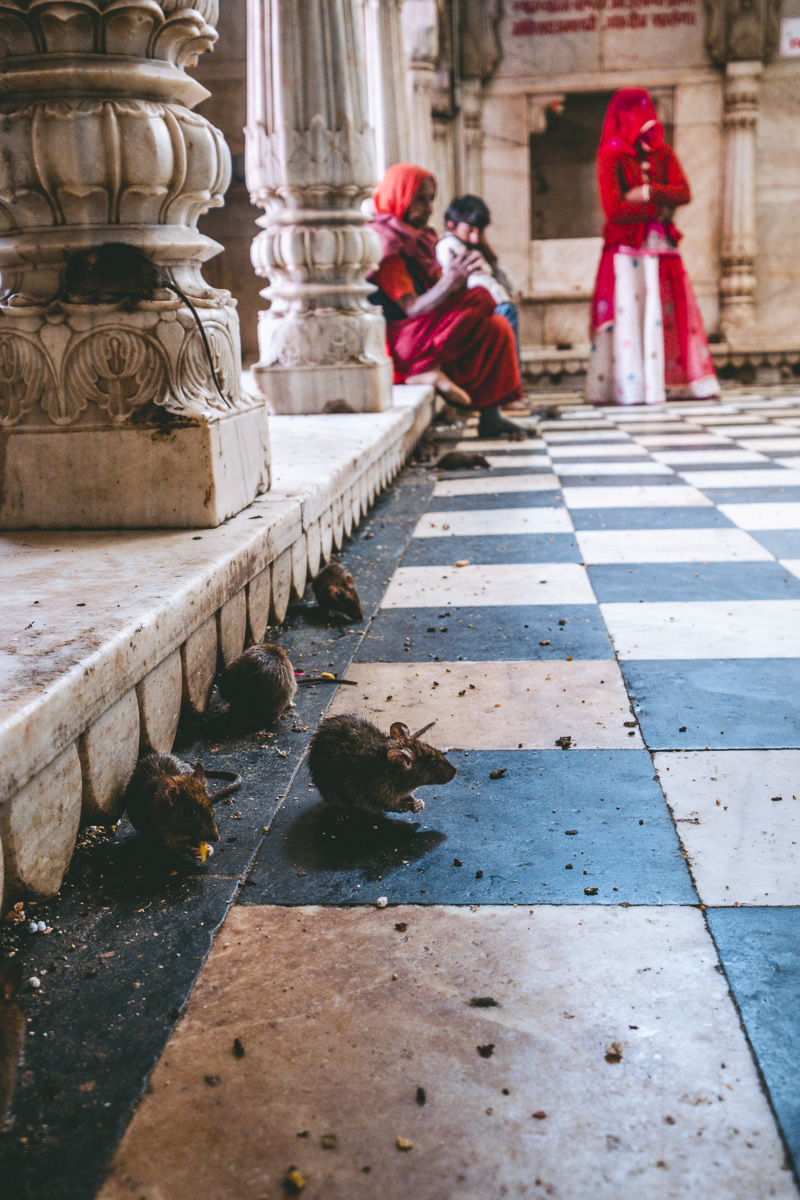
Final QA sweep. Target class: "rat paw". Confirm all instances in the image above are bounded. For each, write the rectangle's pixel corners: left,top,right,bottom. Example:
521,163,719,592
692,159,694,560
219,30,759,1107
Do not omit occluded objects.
397,794,424,813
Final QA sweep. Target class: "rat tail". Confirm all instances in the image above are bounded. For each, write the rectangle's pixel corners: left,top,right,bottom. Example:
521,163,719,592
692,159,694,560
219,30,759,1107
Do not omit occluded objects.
165,277,232,408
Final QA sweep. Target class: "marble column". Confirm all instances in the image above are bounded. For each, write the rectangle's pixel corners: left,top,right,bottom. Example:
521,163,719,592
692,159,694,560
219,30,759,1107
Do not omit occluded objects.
0,0,269,530
402,0,440,175
245,0,392,415
460,78,485,198
360,0,411,177
719,61,762,342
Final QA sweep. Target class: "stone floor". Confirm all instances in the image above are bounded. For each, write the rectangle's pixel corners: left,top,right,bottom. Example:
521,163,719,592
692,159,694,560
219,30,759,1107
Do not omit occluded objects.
3,391,800,1200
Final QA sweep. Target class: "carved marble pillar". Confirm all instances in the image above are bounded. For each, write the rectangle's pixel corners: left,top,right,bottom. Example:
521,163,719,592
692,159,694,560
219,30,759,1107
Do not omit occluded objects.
0,0,269,530
719,61,761,340
402,0,439,174
460,78,484,197
245,0,392,415
359,0,411,177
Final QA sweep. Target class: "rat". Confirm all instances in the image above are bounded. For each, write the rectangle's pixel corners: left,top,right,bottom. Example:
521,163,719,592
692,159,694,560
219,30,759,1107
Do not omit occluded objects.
217,642,297,726
123,753,241,861
62,242,229,406
435,451,491,470
0,960,25,1129
307,713,457,814
311,562,364,623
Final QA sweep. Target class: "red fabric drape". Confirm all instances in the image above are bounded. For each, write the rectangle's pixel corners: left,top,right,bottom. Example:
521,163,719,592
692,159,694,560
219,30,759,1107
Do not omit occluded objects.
368,163,522,410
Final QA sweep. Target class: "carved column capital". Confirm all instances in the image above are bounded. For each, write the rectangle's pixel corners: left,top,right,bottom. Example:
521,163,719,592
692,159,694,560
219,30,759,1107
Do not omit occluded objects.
704,0,781,65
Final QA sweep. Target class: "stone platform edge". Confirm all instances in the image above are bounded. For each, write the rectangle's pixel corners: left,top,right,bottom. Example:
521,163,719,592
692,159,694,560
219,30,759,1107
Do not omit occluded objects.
0,384,436,908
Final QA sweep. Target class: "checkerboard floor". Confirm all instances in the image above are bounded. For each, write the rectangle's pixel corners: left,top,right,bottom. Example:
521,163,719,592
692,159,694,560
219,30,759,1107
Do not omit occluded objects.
98,398,800,1200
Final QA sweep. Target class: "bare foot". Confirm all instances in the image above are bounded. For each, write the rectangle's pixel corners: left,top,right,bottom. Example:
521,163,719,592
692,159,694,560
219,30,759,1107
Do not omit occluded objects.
407,370,472,410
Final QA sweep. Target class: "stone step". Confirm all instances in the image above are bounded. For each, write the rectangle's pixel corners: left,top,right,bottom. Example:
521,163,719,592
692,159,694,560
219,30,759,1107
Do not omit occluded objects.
0,385,436,908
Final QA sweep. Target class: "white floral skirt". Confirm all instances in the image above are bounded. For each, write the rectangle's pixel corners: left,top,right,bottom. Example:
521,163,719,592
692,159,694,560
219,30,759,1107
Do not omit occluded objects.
586,244,720,406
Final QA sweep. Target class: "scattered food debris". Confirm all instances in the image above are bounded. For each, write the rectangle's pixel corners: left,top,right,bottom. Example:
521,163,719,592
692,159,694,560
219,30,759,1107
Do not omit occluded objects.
475,869,484,879
605,1042,623,1064
453,560,470,568
321,1133,338,1150
565,829,578,836
283,1165,306,1193
233,1038,245,1058
470,997,499,1008
396,1136,414,1151
204,1074,221,1087
555,735,572,750
532,1110,547,1120
452,857,463,867
394,922,407,932
477,1044,495,1058
416,1087,426,1106
584,887,598,896
489,768,507,780
539,640,550,646
375,897,388,909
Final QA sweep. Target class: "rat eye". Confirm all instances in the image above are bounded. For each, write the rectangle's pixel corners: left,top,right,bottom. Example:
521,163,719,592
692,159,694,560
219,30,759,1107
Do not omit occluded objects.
192,806,201,818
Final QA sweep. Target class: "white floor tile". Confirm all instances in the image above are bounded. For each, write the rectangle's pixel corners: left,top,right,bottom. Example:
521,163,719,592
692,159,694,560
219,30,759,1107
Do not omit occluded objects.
563,486,713,508
738,438,800,452
633,433,731,447
433,474,560,497
655,750,800,905
542,430,632,443
382,562,596,607
329,658,638,750
454,437,547,452
600,599,800,658
548,443,649,458
781,559,800,581
555,460,673,476
651,449,769,466
680,468,800,489
96,905,799,1200
483,454,553,470
413,508,574,538
718,502,800,530
693,416,768,427
577,528,772,564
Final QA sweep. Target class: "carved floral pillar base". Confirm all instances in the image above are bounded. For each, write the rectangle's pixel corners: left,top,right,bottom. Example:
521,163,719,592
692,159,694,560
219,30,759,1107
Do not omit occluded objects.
0,0,269,529
1,406,270,530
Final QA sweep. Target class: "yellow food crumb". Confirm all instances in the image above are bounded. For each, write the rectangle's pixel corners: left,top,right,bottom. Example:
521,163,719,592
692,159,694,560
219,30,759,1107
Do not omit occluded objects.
321,671,335,679
197,842,209,863
396,1136,414,1151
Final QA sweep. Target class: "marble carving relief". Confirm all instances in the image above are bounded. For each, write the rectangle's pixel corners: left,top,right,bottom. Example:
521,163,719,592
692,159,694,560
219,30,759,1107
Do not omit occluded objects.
0,0,253,426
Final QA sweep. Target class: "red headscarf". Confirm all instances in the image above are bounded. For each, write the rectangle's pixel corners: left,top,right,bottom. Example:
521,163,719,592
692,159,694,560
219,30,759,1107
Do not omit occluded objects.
368,162,440,279
599,89,665,157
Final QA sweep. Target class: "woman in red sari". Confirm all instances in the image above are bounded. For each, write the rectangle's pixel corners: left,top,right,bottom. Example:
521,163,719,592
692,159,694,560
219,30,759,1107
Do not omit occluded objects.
586,88,719,406
367,163,527,438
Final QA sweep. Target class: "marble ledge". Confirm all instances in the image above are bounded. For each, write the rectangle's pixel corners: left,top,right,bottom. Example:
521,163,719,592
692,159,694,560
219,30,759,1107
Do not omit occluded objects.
0,384,436,811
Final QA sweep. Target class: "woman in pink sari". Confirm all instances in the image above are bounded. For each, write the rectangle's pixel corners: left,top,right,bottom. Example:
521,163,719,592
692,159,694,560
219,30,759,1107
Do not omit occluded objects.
367,163,527,439
585,88,719,406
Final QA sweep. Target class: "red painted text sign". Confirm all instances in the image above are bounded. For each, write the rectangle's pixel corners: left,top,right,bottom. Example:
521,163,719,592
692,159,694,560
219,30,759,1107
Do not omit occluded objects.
511,0,698,35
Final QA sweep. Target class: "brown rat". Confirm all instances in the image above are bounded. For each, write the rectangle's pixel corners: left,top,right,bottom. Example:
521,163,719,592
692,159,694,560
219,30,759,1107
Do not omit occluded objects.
63,242,229,406
123,753,241,861
308,714,456,814
217,643,297,725
311,562,364,623
435,451,491,470
0,959,25,1129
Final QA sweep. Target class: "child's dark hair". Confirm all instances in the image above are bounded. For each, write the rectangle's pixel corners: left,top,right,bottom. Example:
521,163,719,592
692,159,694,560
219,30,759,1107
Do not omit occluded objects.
445,194,491,230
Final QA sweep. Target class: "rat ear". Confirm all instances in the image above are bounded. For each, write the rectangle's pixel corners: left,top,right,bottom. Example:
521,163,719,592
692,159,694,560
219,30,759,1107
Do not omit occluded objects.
161,778,179,805
389,721,411,741
387,746,414,770
192,762,205,781
328,584,343,602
